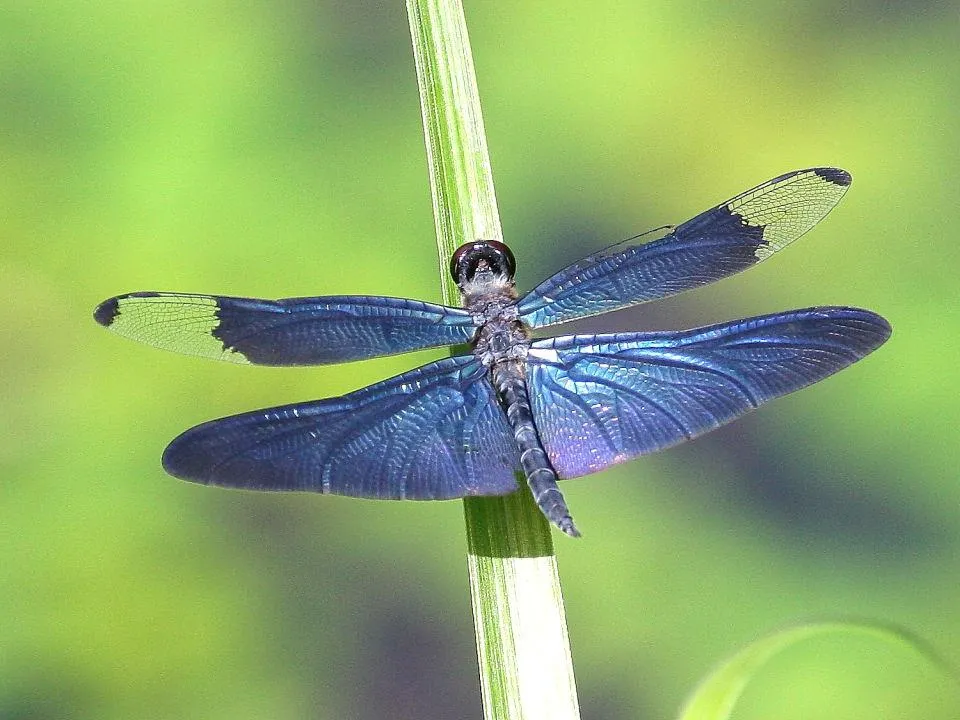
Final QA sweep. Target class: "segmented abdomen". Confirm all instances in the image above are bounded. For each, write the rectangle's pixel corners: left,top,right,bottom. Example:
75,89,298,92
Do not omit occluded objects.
491,360,580,537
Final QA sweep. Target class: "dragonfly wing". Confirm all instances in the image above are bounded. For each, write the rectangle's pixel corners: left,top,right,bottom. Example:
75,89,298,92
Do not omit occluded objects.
94,292,477,365
162,355,521,499
525,307,890,478
517,168,852,328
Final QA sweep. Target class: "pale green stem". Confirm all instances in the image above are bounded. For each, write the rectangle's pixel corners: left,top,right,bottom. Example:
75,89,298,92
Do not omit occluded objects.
405,1,580,718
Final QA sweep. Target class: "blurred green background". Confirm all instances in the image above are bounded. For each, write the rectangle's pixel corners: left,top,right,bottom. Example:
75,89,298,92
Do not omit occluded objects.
2,1,958,718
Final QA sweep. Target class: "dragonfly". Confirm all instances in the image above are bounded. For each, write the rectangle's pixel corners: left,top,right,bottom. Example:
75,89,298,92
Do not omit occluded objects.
94,168,890,537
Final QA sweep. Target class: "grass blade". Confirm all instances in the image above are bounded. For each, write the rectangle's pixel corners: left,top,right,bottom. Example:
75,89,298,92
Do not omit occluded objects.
406,1,581,718
678,620,955,720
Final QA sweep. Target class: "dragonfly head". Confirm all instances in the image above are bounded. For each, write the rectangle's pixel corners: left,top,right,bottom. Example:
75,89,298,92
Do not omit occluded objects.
450,240,517,295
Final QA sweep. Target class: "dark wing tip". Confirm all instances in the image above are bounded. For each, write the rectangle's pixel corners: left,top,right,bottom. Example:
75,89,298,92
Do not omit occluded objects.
828,307,892,353
93,297,120,327
867,310,893,344
813,167,852,187
94,291,166,327
872,311,893,337
161,431,209,484
851,307,892,335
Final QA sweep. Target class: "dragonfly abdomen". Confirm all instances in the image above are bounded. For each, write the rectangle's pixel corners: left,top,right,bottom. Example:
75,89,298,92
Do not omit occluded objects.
492,361,581,537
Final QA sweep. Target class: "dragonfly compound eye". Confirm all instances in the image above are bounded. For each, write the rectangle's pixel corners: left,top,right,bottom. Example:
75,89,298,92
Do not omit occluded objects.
450,240,517,285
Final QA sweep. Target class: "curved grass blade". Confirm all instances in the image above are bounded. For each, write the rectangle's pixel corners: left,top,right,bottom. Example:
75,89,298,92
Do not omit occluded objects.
678,620,955,720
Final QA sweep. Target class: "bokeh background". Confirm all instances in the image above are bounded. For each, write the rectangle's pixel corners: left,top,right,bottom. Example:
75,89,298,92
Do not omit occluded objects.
2,1,958,718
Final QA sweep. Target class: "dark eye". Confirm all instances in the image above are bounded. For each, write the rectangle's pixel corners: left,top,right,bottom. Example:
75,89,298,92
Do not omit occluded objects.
449,240,517,284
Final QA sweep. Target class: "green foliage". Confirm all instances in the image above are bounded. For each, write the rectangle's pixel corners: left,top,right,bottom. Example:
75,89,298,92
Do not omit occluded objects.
2,1,958,719
679,622,956,720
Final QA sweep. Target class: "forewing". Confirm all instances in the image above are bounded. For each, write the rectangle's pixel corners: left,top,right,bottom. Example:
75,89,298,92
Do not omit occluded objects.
162,355,521,499
517,168,852,328
94,292,477,365
525,307,890,478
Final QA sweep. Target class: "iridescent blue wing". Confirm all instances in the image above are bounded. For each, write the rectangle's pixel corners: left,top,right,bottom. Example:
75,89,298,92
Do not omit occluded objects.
525,307,890,478
94,292,477,365
517,168,852,328
162,354,521,499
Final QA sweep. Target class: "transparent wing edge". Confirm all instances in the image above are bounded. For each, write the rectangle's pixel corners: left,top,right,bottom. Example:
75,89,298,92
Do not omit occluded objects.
517,168,851,328
94,291,477,365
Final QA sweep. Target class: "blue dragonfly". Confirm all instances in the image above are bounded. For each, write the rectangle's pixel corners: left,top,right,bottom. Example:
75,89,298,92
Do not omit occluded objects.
95,168,890,537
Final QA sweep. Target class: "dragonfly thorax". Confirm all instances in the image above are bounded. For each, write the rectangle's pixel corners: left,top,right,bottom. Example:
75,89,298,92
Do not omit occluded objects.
452,241,529,367
473,314,530,368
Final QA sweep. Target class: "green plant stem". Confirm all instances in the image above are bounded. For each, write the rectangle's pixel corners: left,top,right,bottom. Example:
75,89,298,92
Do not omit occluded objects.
406,1,580,718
